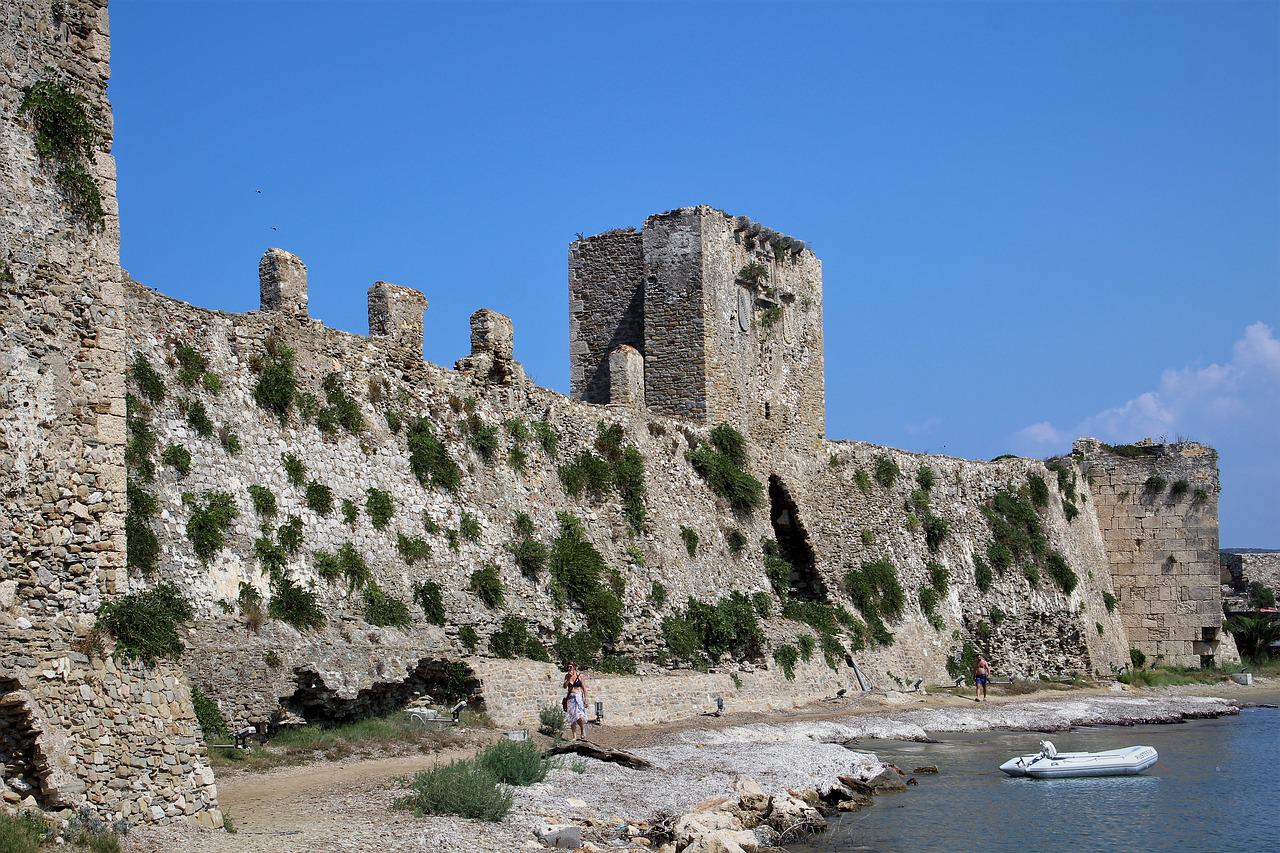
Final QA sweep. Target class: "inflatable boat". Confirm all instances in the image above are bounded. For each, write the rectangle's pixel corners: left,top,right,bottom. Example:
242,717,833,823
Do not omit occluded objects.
999,741,1158,778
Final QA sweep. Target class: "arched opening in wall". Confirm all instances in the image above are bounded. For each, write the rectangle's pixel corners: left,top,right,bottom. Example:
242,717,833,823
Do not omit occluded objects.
0,678,53,808
284,659,483,726
768,476,826,600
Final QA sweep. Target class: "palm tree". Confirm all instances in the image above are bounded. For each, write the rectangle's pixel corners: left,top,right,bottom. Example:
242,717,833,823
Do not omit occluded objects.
1225,615,1280,664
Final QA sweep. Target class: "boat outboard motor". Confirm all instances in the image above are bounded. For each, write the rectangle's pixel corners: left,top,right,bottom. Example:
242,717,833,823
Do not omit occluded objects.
1039,740,1057,759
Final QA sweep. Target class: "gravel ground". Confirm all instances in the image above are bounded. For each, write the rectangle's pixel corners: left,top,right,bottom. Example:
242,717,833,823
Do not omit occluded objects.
125,691,1241,852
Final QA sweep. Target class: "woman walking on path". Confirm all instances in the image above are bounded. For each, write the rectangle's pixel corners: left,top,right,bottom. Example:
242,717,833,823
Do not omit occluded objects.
563,662,588,740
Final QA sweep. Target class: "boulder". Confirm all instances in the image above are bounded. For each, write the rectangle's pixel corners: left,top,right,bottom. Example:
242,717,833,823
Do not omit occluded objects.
682,829,760,853
912,765,940,774
765,792,826,834
673,809,743,847
538,825,583,849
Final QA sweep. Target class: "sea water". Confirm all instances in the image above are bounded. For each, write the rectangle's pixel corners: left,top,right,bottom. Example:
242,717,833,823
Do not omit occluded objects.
796,706,1280,853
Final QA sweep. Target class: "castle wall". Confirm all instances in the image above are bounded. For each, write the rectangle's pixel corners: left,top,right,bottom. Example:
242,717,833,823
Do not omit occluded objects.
1078,439,1238,667
1,0,217,826
568,229,644,403
699,210,825,452
642,208,708,419
1220,551,1280,601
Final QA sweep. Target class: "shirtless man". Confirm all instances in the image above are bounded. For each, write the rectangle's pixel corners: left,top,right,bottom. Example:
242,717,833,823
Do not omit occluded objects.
974,654,991,702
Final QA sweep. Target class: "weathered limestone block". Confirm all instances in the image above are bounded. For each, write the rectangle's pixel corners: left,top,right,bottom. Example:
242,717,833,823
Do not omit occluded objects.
258,248,308,319
367,281,427,353
608,344,644,406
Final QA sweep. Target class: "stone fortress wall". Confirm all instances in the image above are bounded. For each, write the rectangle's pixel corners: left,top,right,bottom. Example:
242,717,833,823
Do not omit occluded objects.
1,0,1239,830
1,0,219,828
1077,438,1238,667
1220,550,1280,605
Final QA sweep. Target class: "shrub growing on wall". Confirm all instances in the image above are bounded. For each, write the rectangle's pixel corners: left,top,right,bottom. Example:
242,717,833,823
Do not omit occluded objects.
396,533,431,564
283,453,306,486
408,418,461,493
773,644,799,680
469,566,505,608
160,443,191,475
314,541,370,591
363,581,411,628
549,513,622,644
1102,591,1118,613
413,580,445,625
974,555,993,594
844,558,904,645
305,481,334,516
982,488,1077,595
185,491,238,563
126,481,160,577
191,686,230,742
691,424,764,513
18,80,105,226
268,574,325,631
131,354,165,404
97,583,193,663
253,338,297,423
277,515,304,552
366,487,394,529
317,373,365,435
873,456,900,488
680,526,699,557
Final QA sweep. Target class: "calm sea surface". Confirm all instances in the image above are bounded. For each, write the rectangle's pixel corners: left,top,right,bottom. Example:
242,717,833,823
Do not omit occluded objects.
795,706,1279,853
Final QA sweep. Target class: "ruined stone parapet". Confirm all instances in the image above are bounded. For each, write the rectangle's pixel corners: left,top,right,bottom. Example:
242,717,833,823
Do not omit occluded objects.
367,281,427,353
1075,437,1238,667
608,345,644,406
456,308,523,384
258,248,308,319
1220,551,1280,603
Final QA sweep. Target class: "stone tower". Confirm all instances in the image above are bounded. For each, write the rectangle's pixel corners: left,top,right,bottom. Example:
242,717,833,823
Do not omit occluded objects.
569,206,825,451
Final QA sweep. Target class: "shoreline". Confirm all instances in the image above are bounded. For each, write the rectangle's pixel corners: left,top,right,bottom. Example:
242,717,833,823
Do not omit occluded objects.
124,684,1264,852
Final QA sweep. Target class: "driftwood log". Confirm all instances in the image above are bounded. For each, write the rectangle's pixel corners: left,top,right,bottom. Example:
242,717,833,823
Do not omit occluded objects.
544,740,653,770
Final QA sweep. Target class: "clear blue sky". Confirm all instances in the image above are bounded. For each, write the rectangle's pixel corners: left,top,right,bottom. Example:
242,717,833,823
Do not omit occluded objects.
110,1,1278,546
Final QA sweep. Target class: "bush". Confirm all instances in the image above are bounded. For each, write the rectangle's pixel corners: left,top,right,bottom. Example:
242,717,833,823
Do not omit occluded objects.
1102,590,1118,613
691,425,764,513
253,339,297,423
192,686,230,742
458,626,478,653
763,539,794,599
0,811,49,853
1028,474,1049,509
614,445,648,531
916,466,937,491
396,760,512,822
125,399,156,482
219,426,241,454
751,591,773,617
317,373,364,435
305,481,333,516
796,633,816,661
277,515,304,553
559,451,612,500
19,79,105,226
773,644,799,680
489,616,531,659
186,491,238,563
1144,475,1167,494
341,498,359,526
408,418,461,493
512,535,548,578
98,583,193,663
283,452,306,486
459,511,482,542
1249,581,1276,609
1167,479,1187,499
366,487,394,529
413,580,445,624
185,398,215,437
1129,648,1147,670
662,593,763,663
873,455,900,488
363,581,412,628
1045,552,1079,594
254,536,288,580
923,512,949,552
162,443,191,475
680,526,699,557
315,541,369,590
549,514,622,644
726,528,747,556
268,574,325,631
539,704,566,736
1023,563,1040,586
1225,614,1280,663
248,484,277,518
918,587,942,629
974,556,993,594
555,629,603,668
397,533,431,564
853,468,871,493
532,420,559,456
131,354,166,403
649,581,668,608
927,562,949,594
469,566,505,608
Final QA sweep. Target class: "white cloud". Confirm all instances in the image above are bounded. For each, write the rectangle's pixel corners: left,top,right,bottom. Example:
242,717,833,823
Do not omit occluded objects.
1013,322,1280,452
1010,322,1280,544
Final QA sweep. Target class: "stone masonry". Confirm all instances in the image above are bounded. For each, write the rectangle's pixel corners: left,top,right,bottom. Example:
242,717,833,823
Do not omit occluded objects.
1,0,219,828
1220,550,1280,603
1077,438,1238,667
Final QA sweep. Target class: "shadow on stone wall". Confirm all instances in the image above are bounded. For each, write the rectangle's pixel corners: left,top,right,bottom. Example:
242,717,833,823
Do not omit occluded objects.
285,658,482,725
769,476,826,601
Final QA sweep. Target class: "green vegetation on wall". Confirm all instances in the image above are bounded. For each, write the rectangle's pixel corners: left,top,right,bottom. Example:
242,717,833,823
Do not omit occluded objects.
691,424,764,514
97,583,193,664
184,491,238,563
19,80,104,226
